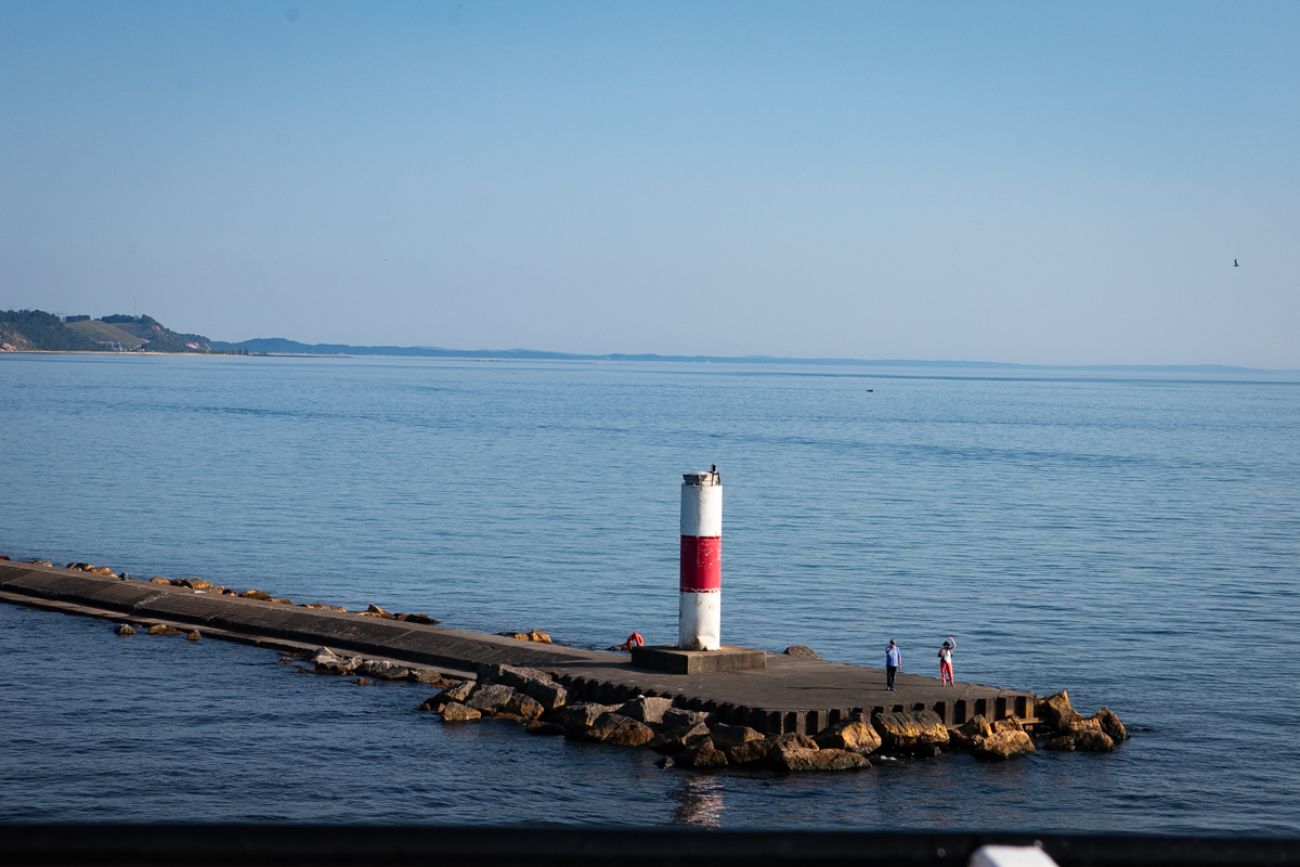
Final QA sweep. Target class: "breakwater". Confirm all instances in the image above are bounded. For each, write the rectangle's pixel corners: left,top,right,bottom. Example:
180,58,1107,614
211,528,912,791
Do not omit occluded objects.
0,556,1127,772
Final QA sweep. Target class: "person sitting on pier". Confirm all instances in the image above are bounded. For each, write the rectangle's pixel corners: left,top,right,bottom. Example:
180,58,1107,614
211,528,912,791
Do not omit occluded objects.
938,640,955,686
884,639,901,691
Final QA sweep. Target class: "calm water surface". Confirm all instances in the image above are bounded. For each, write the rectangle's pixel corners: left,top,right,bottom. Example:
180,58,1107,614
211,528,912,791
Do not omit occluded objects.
1,353,1298,833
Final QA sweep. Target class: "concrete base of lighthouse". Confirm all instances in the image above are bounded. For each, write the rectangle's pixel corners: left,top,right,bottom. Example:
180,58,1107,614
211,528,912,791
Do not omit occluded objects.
630,645,767,674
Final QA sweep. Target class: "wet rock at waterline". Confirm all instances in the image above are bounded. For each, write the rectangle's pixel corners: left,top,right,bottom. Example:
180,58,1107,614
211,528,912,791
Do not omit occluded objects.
782,645,820,659
114,624,136,636
872,710,950,753
814,716,882,755
585,712,656,747
438,702,482,723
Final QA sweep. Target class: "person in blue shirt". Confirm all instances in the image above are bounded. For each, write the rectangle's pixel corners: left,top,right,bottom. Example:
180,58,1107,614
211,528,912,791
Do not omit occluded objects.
885,639,901,691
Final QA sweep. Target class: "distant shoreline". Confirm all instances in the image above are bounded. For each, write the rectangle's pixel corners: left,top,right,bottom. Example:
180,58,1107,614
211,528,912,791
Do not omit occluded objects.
3,347,1299,378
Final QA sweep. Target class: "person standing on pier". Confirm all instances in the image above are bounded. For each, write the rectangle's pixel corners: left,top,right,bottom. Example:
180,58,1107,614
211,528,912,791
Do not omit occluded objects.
938,639,955,686
885,639,901,691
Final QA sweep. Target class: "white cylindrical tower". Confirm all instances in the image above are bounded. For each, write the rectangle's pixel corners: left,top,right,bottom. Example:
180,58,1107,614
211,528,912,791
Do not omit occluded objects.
679,467,722,651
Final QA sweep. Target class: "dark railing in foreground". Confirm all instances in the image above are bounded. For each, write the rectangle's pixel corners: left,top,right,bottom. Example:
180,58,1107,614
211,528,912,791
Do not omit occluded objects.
1,825,1298,867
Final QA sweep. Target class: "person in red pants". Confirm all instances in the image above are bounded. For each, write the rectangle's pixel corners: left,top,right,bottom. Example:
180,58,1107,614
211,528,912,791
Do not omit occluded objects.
938,639,955,686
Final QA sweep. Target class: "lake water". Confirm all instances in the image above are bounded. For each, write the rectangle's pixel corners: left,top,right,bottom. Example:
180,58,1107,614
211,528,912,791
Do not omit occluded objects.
1,353,1298,833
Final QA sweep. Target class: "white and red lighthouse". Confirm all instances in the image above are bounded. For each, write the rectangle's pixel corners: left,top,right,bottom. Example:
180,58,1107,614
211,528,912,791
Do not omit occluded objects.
679,467,722,651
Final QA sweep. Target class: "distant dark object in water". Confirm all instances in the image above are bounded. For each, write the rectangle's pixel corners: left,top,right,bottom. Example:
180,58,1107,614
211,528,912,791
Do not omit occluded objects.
1234,258,1239,267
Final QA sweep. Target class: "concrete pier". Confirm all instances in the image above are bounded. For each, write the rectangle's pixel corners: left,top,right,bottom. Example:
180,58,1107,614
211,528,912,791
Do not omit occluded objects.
0,560,1037,734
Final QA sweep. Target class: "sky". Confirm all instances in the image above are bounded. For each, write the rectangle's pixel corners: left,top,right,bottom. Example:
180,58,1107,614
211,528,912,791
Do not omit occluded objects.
2,1,1298,367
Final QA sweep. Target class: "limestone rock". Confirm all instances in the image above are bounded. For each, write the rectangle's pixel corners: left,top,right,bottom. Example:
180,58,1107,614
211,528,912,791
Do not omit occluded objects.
488,664,568,711
311,647,360,676
354,677,374,687
365,603,392,618
439,702,482,723
1044,726,1115,752
240,589,272,601
149,577,172,586
709,723,764,751
505,692,546,722
662,708,712,731
185,629,201,642
181,578,212,591
725,737,777,766
114,624,136,636
407,669,453,686
814,717,882,755
554,702,619,737
31,559,53,567
677,738,728,769
872,710,950,753
466,683,519,715
1035,690,1083,732
771,745,868,772
357,659,413,681
783,644,820,659
949,715,994,749
395,612,438,625
970,719,1035,760
1093,707,1129,742
146,624,181,636
655,721,713,754
619,696,675,726
420,680,475,711
585,712,656,747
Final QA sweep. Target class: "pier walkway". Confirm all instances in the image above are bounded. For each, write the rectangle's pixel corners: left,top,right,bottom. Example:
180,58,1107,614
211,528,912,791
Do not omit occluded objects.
0,561,1037,734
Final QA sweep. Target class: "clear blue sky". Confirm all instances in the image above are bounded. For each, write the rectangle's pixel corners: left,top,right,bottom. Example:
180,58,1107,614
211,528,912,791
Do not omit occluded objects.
2,1,1297,366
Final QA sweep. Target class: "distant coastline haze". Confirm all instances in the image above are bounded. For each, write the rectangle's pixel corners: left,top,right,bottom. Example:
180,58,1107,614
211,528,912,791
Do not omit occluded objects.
2,2,1297,368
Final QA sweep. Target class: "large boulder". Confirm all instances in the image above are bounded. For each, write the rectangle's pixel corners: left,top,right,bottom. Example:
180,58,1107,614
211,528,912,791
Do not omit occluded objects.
180,578,212,591
395,612,438,625
146,624,182,636
814,717,882,755
676,739,728,769
724,733,815,766
872,710,950,753
1093,707,1129,742
357,659,413,681
240,589,272,601
487,664,568,711
655,721,713,753
504,692,546,722
585,712,656,747
1035,690,1083,732
439,702,482,723
709,724,764,751
466,684,519,715
783,645,820,659
555,702,620,738
970,719,1035,760
949,715,994,750
619,696,675,726
770,745,868,772
312,647,360,676
420,680,475,711
662,708,712,731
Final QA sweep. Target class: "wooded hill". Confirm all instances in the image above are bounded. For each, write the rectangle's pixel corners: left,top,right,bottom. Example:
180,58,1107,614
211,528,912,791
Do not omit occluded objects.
0,310,214,353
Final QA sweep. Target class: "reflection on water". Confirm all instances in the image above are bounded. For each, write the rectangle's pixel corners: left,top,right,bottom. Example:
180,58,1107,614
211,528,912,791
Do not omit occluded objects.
671,773,725,828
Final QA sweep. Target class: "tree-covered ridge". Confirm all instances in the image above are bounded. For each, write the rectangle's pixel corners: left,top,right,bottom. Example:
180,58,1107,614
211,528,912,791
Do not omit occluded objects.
0,309,213,353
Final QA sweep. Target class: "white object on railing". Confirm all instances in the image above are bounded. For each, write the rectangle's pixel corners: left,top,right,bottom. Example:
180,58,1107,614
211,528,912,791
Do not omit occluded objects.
969,845,1060,867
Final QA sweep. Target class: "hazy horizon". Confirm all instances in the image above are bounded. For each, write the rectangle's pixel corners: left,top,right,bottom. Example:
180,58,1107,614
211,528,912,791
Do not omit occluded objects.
3,2,1298,368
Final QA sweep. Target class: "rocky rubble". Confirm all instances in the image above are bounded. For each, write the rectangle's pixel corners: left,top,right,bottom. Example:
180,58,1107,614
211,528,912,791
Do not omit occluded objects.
1034,690,1129,752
